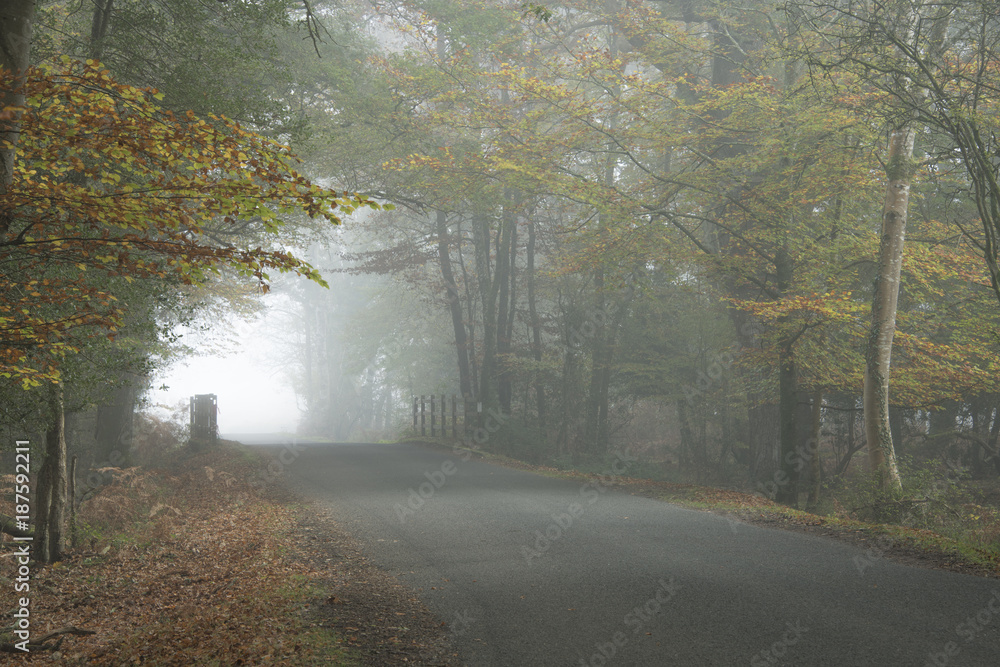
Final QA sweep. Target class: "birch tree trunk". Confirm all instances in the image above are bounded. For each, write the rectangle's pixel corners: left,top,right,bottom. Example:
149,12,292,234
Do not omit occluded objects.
861,0,952,492
863,124,914,493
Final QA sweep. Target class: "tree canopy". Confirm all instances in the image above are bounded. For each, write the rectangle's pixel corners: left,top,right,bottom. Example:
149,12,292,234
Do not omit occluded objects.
0,58,376,387
3,0,1000,510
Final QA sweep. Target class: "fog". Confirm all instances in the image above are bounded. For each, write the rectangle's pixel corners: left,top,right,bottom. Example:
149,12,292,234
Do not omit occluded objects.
4,1,1000,663
3,0,998,566
147,312,300,437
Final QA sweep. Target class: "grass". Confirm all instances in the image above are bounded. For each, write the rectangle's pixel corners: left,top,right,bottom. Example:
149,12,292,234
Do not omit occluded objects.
276,574,362,666
294,627,363,667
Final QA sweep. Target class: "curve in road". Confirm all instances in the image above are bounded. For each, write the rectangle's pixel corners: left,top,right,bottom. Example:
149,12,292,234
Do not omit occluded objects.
266,440,999,667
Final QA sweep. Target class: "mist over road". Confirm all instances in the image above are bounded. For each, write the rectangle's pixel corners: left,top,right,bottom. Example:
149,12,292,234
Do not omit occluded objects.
269,440,999,666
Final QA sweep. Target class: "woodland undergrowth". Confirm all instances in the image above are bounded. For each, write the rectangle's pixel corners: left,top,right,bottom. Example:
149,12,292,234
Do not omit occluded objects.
0,444,354,665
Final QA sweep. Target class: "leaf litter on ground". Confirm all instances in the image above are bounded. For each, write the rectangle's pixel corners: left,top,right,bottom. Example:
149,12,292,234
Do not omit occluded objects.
0,444,461,665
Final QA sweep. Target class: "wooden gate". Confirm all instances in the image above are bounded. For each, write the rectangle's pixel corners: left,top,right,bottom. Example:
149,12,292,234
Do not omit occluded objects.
189,393,218,448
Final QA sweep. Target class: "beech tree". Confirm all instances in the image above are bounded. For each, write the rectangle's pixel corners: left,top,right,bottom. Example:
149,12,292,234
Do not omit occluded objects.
238,0,1000,501
0,54,376,559
1,59,366,382
789,0,989,491
0,0,33,203
30,0,315,459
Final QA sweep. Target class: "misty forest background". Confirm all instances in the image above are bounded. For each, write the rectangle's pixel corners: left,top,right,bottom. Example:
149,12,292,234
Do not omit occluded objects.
4,0,1000,527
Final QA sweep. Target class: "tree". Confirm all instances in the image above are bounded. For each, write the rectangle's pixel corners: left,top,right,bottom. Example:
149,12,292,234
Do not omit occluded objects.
790,0,962,490
802,0,1000,307
0,58,377,560
1,58,370,385
249,0,1000,494
30,0,319,463
0,0,33,207
863,119,914,493
33,384,67,562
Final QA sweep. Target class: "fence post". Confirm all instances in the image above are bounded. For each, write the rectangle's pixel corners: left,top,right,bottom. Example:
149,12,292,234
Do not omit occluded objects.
413,396,418,431
430,394,436,437
452,395,458,438
463,394,471,436
420,395,426,436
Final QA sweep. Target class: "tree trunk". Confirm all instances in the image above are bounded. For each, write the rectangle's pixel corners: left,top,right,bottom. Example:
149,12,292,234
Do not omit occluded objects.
474,214,499,419
583,264,609,454
436,210,472,399
0,0,34,234
585,274,632,457
35,383,68,564
495,195,516,415
557,291,581,459
94,375,137,466
69,456,78,549
776,342,799,505
988,405,1000,475
806,389,823,511
504,215,517,407
863,124,913,494
526,216,546,425
774,244,801,505
88,0,114,61
457,230,479,401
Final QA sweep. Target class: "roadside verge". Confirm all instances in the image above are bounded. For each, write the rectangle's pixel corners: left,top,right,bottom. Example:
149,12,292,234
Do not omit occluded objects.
0,443,461,665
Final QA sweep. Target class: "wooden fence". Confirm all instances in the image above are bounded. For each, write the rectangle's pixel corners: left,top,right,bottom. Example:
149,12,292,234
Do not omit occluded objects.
412,394,474,438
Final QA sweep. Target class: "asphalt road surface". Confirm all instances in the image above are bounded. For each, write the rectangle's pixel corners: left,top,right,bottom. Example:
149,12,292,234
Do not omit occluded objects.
260,439,999,666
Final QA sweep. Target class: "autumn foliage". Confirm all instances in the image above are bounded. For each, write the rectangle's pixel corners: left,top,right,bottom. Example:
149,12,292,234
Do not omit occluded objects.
0,443,459,663
0,57,378,387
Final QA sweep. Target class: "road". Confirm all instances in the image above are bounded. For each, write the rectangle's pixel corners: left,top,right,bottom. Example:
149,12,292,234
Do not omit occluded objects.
262,439,999,666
